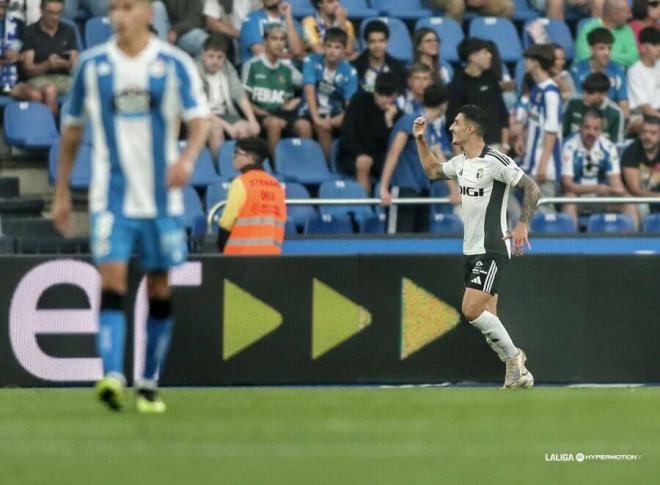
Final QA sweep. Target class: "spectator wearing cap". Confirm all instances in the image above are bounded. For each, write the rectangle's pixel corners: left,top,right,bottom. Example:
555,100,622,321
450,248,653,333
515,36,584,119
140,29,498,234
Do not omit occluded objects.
446,37,510,153
351,19,405,94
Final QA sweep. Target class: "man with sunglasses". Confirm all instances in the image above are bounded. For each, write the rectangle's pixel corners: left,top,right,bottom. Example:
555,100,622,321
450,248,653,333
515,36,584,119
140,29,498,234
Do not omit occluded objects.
216,137,287,255
561,109,637,229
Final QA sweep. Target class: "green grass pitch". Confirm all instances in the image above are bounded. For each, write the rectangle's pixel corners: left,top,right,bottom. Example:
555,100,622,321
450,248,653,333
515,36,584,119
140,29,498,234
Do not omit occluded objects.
0,387,657,485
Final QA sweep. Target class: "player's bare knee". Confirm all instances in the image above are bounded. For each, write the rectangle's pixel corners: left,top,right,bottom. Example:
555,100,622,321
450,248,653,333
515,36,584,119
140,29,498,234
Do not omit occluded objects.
146,272,170,299
463,301,486,322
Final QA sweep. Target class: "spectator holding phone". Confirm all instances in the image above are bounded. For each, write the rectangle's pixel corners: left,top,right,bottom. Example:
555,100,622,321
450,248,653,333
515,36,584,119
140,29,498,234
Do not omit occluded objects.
11,0,77,114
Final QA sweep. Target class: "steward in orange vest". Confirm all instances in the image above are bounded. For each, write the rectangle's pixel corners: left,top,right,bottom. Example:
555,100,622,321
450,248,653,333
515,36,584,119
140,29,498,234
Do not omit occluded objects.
217,137,287,255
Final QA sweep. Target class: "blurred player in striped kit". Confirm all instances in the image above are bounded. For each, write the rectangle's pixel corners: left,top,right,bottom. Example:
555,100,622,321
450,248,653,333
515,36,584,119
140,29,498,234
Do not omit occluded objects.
53,0,209,413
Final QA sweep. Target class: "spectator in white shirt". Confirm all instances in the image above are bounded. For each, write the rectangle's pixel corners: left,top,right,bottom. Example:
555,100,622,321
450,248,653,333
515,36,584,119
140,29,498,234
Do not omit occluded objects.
627,26,660,133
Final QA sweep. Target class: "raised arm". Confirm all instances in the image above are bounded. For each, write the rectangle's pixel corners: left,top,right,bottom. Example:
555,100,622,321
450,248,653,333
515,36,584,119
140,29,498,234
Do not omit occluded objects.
413,116,449,180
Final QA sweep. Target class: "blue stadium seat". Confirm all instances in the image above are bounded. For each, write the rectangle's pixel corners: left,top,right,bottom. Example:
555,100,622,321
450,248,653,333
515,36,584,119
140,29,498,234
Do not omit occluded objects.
359,212,386,233
179,142,222,188
430,180,453,215
429,213,463,233
85,16,113,49
61,17,84,50
359,17,413,62
217,140,273,179
512,0,540,23
415,17,464,64
318,179,373,221
370,0,432,21
182,185,207,235
530,212,577,233
205,179,231,211
523,18,575,61
642,214,660,233
3,101,59,149
587,213,636,234
468,17,523,63
283,181,317,229
341,0,379,20
304,213,354,234
285,217,298,235
48,140,92,190
289,0,315,18
205,180,231,233
275,138,336,185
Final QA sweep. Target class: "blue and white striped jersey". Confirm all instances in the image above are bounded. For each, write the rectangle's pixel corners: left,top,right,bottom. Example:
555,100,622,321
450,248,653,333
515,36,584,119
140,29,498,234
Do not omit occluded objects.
561,133,620,185
63,37,209,218
521,78,562,181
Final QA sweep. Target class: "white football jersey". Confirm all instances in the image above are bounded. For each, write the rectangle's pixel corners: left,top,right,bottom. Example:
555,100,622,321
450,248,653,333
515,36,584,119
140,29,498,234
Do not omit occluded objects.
63,37,209,218
442,147,524,257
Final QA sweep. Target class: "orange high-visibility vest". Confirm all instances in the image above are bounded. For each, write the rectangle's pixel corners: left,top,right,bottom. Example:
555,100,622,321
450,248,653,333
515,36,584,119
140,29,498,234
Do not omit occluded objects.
224,169,287,255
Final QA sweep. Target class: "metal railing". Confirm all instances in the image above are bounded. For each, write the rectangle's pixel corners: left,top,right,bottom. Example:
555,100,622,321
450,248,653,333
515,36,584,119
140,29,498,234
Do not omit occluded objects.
206,196,660,235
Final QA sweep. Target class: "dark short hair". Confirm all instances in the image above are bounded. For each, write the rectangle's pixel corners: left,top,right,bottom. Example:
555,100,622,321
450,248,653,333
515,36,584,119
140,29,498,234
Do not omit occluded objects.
202,33,229,54
324,27,348,47
587,27,614,46
640,26,660,45
374,72,401,96
236,137,269,165
41,0,63,7
457,37,491,63
263,23,285,39
582,108,603,124
643,114,660,126
582,72,611,93
457,104,488,137
631,0,650,20
364,20,389,41
523,44,555,71
423,83,447,108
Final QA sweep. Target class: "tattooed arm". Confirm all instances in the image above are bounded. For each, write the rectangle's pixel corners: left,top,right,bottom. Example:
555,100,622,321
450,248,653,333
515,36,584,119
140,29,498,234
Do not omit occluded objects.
414,116,449,180
505,174,541,255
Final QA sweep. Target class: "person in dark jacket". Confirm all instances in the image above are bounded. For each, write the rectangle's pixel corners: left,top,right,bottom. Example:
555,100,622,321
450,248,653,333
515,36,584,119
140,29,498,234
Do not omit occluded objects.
351,19,406,94
152,0,208,56
338,72,401,194
446,37,511,153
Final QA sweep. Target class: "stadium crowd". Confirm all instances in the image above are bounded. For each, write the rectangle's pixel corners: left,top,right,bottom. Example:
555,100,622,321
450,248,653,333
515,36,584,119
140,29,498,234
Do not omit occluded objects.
1,0,659,234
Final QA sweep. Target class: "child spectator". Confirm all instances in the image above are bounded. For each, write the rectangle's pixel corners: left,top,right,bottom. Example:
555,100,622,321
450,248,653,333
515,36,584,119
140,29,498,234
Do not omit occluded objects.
351,19,405,94
301,26,357,159
396,62,432,115
563,72,625,146
242,24,311,158
198,34,260,158
338,72,401,194
302,0,355,59
571,27,629,117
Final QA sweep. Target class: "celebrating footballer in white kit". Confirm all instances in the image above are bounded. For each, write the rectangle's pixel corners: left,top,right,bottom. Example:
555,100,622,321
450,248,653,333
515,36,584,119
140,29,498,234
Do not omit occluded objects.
415,104,541,388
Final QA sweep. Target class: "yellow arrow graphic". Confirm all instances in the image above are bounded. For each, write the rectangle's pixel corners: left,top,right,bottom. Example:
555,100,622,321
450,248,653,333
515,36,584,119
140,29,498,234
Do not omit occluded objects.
312,278,372,359
223,279,283,360
401,278,461,359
